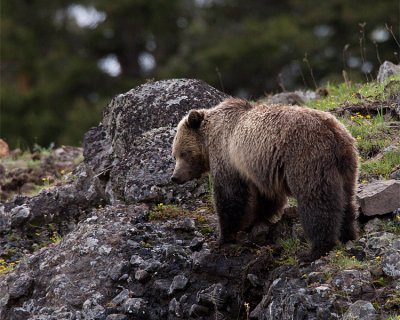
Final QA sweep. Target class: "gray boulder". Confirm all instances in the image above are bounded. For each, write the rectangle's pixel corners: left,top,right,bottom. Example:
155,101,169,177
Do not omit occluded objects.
83,79,228,206
357,180,400,216
381,247,400,279
343,300,376,320
377,61,400,83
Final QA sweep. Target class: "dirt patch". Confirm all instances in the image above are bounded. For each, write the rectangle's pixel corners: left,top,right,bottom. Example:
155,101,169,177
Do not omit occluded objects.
0,146,83,201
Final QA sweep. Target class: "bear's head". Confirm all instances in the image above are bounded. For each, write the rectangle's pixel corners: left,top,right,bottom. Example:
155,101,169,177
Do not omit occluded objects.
171,109,209,184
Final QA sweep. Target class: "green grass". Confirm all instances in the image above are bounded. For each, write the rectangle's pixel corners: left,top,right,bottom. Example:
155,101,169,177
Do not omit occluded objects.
0,258,18,274
386,212,400,235
361,149,400,180
73,154,84,165
328,248,367,270
340,111,394,159
305,76,400,181
148,203,187,221
307,75,400,111
278,238,301,265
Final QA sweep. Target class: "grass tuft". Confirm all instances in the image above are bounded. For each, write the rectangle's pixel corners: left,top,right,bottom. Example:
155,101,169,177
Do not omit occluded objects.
277,238,301,265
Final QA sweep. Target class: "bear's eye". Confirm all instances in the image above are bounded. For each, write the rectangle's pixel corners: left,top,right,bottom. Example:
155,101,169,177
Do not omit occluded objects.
180,151,191,158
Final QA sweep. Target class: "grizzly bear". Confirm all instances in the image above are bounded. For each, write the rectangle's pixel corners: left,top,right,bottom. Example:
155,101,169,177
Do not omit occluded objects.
171,98,358,261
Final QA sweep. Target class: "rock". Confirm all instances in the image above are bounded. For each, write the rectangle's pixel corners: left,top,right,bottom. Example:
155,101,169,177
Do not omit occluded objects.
189,237,204,251
121,298,147,316
306,272,326,285
82,299,106,319
250,267,343,320
247,274,261,287
357,180,400,216
153,279,171,298
174,218,196,231
106,314,128,320
0,204,11,232
377,61,400,83
130,255,145,266
3,161,102,237
8,274,33,299
0,138,9,158
10,205,31,227
141,259,161,273
82,79,228,206
109,260,130,281
381,248,400,278
363,218,385,233
168,298,182,317
264,92,305,105
112,289,130,305
0,205,149,318
168,274,189,295
315,285,331,297
197,283,228,310
390,168,400,180
332,270,372,297
343,300,376,320
262,89,328,106
135,269,151,283
364,232,395,256
189,304,210,317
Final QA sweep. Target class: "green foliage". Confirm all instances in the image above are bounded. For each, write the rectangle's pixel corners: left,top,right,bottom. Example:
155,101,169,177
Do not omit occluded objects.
344,112,390,156
0,0,188,148
0,258,19,274
149,203,188,221
329,248,367,270
307,75,400,111
307,77,400,181
386,211,400,235
1,1,398,147
278,238,301,265
361,149,400,180
32,230,63,251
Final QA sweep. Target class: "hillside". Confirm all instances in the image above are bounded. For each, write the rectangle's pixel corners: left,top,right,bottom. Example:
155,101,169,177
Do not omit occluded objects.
0,65,399,319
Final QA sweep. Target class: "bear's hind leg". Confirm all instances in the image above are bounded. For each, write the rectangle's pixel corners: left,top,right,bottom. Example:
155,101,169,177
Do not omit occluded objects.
297,190,344,262
340,201,358,243
339,178,359,243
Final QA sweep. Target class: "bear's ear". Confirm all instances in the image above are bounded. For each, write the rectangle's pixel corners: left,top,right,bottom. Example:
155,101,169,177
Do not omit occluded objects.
186,110,205,129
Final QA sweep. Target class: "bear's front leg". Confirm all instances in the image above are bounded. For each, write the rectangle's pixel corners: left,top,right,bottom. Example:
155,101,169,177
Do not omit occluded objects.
212,172,251,244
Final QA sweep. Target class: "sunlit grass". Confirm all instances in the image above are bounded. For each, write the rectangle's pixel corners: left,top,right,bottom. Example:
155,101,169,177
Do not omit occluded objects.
307,75,400,111
306,76,400,181
328,248,367,270
361,149,400,180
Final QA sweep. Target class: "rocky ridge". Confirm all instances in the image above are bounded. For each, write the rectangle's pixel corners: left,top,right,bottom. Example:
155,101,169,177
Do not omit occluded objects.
1,75,400,319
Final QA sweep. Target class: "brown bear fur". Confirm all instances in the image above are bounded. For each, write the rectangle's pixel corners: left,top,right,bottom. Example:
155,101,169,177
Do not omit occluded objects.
171,98,359,261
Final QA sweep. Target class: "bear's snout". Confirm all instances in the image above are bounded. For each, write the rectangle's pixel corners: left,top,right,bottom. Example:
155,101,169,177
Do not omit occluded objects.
170,176,179,183
171,175,185,184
